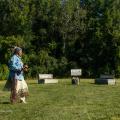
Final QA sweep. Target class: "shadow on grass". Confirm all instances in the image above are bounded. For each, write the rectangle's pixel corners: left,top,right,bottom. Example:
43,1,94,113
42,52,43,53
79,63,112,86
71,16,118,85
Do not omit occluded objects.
28,83,37,85
90,83,109,86
0,102,10,104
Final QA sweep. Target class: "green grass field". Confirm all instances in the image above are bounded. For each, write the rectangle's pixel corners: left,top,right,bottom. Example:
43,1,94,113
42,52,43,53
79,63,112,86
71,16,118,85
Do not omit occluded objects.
0,79,120,120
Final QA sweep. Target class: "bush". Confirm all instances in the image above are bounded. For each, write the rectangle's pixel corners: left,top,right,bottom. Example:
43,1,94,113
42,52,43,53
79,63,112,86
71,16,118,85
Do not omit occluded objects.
0,64,9,80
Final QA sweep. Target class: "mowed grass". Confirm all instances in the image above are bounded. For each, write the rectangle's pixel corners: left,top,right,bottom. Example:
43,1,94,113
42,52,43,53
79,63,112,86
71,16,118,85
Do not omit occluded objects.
0,79,120,120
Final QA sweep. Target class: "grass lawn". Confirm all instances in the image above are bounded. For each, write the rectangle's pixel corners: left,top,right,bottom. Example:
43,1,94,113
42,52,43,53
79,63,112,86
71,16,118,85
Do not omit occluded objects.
0,79,120,120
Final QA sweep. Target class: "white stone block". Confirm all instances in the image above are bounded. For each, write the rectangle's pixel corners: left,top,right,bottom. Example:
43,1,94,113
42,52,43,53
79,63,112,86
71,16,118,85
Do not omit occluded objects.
39,74,53,79
71,69,82,76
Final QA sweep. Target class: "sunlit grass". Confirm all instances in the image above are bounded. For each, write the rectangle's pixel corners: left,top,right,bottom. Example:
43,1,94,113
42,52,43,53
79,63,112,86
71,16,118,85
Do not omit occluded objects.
0,79,120,120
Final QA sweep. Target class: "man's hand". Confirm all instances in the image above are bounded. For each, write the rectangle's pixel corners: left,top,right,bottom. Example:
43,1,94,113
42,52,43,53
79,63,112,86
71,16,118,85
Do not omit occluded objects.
23,64,29,72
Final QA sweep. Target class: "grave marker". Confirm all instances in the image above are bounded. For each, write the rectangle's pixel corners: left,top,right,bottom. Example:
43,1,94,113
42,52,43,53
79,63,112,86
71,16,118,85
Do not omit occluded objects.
38,74,58,84
95,74,116,85
71,69,82,85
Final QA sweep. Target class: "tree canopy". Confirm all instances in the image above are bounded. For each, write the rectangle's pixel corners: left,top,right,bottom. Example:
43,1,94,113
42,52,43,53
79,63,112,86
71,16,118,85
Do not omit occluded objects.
0,0,120,79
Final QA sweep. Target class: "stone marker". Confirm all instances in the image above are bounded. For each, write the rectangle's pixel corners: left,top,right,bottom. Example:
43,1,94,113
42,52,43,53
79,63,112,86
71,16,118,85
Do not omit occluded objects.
71,69,82,85
38,74,58,84
95,74,116,85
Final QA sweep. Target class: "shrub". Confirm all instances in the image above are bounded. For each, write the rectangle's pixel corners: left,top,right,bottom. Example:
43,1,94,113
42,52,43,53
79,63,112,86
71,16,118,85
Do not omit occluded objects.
0,64,9,80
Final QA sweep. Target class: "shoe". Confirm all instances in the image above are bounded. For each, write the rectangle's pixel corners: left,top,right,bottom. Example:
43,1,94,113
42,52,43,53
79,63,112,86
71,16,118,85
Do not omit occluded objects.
20,97,27,104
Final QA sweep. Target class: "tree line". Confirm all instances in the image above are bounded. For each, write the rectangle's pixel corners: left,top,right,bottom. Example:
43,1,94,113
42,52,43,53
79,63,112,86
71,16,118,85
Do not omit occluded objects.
0,0,120,79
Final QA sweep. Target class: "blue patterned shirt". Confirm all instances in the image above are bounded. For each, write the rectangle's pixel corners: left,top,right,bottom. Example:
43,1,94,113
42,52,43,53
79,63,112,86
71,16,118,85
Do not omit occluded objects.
8,55,24,81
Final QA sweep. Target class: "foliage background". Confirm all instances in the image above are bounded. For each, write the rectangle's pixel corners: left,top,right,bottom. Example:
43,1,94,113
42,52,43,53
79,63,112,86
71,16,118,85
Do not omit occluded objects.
0,0,120,79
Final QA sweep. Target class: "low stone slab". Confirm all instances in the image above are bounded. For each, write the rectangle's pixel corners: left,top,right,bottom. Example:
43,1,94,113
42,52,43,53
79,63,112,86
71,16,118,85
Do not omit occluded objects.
38,79,58,84
95,75,116,85
38,74,58,84
95,78,116,85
